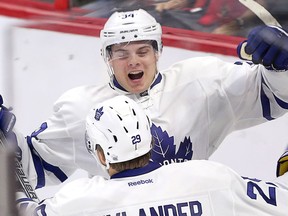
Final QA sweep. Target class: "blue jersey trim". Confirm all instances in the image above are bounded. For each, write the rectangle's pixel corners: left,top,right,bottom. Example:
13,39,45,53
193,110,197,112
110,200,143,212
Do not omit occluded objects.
261,76,288,120
274,95,288,109
150,73,162,89
112,76,126,91
27,136,46,189
27,135,68,189
42,161,68,182
16,197,34,204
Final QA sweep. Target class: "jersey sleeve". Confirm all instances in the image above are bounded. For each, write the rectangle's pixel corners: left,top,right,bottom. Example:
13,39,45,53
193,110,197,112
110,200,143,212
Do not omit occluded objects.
224,61,288,124
165,56,288,155
185,57,288,125
16,177,101,216
16,85,110,190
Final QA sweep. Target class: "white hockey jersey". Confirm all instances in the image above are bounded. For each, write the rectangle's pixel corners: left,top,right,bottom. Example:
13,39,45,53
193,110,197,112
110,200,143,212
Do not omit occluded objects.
17,56,288,189
18,160,288,216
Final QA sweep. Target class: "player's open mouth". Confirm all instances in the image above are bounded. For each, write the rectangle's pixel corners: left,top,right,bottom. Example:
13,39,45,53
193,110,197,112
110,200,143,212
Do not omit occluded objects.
128,71,144,80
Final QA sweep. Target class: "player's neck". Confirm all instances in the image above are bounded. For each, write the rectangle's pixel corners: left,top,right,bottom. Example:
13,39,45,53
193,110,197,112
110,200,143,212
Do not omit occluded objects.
108,167,118,176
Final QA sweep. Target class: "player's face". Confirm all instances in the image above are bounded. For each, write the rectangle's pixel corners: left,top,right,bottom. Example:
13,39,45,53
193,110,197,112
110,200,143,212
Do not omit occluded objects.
109,41,158,94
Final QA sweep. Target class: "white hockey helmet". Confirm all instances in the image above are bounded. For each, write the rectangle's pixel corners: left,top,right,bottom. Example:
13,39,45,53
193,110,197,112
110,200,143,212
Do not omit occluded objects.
100,9,162,63
85,95,152,166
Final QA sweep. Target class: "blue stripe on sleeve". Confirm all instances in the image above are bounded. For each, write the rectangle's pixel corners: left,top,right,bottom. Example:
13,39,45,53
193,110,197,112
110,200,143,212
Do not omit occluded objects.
16,197,33,204
261,76,288,120
34,204,47,216
27,134,68,189
27,136,46,189
275,95,288,109
42,161,68,182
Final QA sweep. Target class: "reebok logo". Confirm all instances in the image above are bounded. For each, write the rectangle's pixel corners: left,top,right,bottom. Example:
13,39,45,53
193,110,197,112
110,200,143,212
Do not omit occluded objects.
127,179,153,187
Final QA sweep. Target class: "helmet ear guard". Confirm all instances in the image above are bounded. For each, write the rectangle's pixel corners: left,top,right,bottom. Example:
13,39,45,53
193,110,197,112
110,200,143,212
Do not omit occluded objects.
85,123,111,169
85,123,106,156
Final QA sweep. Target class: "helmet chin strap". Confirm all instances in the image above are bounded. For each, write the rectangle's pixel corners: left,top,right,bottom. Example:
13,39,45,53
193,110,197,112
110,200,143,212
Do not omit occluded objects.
104,56,113,78
107,64,115,85
104,157,111,170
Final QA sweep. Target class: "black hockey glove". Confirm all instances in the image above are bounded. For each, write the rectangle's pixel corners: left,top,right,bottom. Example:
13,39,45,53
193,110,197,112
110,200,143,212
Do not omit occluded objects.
237,25,288,71
0,95,16,136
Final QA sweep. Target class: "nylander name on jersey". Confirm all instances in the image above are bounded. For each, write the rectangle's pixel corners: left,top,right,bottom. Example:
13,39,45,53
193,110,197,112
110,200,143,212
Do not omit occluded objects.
150,124,193,166
104,200,202,216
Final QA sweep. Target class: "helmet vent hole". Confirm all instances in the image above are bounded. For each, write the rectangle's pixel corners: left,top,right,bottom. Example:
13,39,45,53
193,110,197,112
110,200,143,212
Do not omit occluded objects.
113,135,118,143
136,121,139,129
146,116,151,125
123,127,128,133
132,109,136,116
117,114,122,121
134,35,138,38
122,36,125,40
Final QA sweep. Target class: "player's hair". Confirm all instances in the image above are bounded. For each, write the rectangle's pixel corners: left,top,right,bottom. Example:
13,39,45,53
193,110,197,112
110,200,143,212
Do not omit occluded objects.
96,142,152,172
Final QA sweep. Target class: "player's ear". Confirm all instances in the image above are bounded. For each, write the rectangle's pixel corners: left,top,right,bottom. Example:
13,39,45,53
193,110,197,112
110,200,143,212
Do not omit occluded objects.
155,48,161,62
97,149,107,166
155,52,160,62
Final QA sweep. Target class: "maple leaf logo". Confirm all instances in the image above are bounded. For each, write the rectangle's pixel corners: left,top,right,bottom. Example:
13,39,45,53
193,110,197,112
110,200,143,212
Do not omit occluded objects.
94,107,104,121
176,137,193,160
151,123,193,165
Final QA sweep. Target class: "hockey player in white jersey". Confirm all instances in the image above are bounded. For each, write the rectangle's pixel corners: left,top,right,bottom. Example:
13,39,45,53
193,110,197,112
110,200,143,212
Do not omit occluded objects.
1,8,288,190
17,95,288,216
